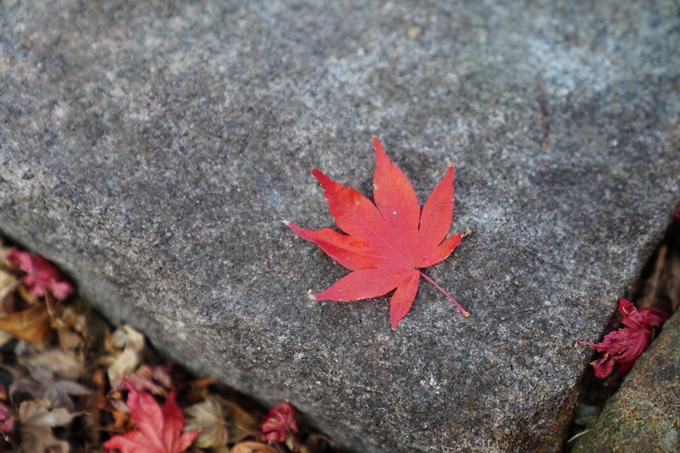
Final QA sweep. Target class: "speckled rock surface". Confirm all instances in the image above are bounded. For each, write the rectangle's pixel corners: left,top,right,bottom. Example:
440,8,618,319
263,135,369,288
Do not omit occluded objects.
1,1,679,452
572,309,680,453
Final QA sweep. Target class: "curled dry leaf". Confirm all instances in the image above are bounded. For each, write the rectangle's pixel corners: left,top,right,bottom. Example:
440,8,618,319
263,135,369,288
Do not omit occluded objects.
45,292,87,352
260,402,298,443
125,363,173,397
17,398,74,453
184,395,229,448
0,300,52,344
577,299,669,378
108,325,146,390
230,441,277,453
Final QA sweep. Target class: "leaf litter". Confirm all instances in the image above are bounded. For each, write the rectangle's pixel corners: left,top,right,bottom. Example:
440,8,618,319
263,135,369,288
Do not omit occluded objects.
0,236,349,453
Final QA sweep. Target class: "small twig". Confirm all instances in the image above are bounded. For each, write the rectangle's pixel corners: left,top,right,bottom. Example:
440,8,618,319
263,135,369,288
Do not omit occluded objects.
568,35,619,65
567,429,590,443
537,77,548,147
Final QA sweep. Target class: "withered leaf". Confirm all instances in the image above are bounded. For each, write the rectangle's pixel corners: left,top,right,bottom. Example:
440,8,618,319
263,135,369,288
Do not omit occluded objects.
184,395,229,448
125,363,173,397
19,348,84,379
107,325,146,390
17,398,74,453
11,366,91,413
0,301,52,344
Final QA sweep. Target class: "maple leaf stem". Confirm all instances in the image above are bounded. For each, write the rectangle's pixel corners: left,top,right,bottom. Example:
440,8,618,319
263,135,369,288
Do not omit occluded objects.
418,271,469,317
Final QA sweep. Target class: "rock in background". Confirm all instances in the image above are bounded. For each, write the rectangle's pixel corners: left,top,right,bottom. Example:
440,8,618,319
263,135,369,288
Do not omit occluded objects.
572,309,680,453
1,0,679,452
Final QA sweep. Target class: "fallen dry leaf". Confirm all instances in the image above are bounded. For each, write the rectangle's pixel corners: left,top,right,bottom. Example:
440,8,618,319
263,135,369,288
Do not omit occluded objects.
11,366,91,413
17,398,74,453
286,136,467,328
0,300,52,344
45,292,87,352
108,325,146,390
125,363,174,397
224,400,259,443
18,347,84,379
184,395,229,448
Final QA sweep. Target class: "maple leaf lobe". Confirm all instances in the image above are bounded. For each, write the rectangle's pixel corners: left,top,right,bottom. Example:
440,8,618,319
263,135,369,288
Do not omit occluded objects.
287,137,466,328
260,402,298,443
102,380,199,453
7,248,74,300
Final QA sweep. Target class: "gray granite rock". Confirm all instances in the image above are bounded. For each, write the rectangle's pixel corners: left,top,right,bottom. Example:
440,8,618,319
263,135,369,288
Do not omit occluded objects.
572,309,680,453
1,0,679,451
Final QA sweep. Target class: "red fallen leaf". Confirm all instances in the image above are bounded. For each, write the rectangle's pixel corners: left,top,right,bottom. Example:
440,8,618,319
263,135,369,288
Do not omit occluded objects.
577,298,669,379
102,380,199,453
260,402,298,443
7,248,73,301
285,136,468,328
0,384,13,437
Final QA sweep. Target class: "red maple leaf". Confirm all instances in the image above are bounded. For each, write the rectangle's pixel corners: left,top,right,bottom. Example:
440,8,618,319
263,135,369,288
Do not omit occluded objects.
285,136,467,329
103,380,199,453
7,247,74,300
577,299,669,379
260,402,298,443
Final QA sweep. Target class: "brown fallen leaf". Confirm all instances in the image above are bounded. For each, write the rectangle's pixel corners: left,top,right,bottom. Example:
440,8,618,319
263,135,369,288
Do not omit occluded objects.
224,399,260,443
184,395,230,448
0,300,52,344
45,292,86,352
18,348,84,379
81,368,106,443
107,325,146,390
17,398,75,453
